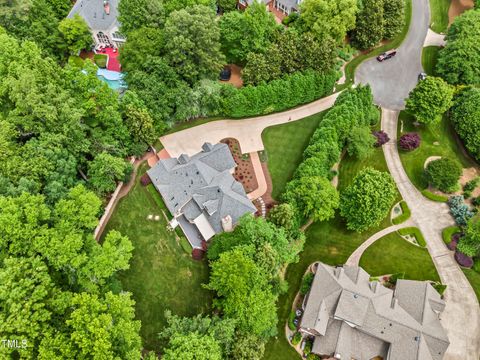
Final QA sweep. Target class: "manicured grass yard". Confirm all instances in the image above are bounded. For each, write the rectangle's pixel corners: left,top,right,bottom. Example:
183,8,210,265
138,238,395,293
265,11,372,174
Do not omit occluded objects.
102,164,212,352
359,232,440,281
263,144,398,360
463,269,480,301
429,0,451,34
398,111,476,190
262,111,326,199
422,46,440,76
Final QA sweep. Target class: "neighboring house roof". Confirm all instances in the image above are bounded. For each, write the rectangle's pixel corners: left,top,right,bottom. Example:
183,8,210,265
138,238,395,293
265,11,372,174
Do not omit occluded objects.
147,143,256,238
67,0,120,33
276,0,300,10
300,263,449,360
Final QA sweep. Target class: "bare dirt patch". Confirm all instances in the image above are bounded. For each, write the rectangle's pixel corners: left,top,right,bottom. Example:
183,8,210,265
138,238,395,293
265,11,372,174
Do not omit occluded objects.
449,0,475,25
220,64,243,88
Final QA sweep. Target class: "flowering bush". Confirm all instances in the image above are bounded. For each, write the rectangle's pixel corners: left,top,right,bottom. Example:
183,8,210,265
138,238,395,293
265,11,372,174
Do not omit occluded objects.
448,196,474,225
454,251,474,268
372,130,390,147
399,132,421,151
448,233,461,251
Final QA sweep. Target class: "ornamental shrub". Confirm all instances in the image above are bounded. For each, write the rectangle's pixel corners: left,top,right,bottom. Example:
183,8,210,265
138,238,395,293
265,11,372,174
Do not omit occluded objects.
425,158,462,193
448,195,474,225
291,332,302,346
288,311,296,331
473,197,480,207
399,132,421,151
299,273,314,295
372,130,390,147
454,251,474,268
463,177,479,198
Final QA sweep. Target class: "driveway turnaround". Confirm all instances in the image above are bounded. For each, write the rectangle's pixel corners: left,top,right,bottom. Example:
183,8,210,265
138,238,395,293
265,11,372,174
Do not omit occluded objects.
355,0,430,109
382,109,480,360
160,92,340,157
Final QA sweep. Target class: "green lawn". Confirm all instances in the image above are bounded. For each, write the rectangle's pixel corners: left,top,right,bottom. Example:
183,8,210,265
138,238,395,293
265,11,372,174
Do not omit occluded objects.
422,46,441,76
262,112,326,200
263,144,396,360
360,232,440,281
463,268,480,301
102,164,212,352
398,111,476,190
429,0,451,33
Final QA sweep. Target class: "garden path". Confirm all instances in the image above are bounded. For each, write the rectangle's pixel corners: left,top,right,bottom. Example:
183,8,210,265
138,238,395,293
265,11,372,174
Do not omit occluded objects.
345,219,416,266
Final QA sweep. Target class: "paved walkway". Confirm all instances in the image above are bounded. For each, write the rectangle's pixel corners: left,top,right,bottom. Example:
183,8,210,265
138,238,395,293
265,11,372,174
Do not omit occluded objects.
160,92,340,157
247,152,268,200
345,219,416,266
423,28,446,47
382,109,480,359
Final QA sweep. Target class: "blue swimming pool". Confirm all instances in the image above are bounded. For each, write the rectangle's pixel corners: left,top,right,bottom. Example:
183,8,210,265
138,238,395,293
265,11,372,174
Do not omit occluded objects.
96,68,127,91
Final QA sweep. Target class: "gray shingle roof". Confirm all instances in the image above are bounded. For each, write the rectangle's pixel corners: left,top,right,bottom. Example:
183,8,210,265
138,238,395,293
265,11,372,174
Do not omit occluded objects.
300,263,450,360
147,143,256,236
67,0,120,33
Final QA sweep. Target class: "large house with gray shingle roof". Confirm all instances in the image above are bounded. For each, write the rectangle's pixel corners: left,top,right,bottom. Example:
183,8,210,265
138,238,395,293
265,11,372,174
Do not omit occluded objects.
300,263,449,360
147,143,256,249
67,0,125,47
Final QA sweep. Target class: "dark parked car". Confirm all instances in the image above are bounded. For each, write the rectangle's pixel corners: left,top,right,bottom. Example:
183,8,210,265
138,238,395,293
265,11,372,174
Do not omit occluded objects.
219,67,232,81
418,72,427,81
376,50,397,62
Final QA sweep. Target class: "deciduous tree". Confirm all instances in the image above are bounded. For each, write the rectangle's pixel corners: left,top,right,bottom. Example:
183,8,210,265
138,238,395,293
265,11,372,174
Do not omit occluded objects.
405,76,454,124
58,14,92,55
425,158,462,193
284,176,339,222
340,168,397,232
164,5,225,85
351,0,384,50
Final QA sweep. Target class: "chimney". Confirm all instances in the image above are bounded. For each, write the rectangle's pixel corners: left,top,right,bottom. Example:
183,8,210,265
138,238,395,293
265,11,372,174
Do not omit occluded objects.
221,215,233,232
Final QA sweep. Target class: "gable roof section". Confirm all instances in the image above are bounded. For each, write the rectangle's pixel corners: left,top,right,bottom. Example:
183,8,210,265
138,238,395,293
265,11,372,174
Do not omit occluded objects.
148,143,256,235
68,0,120,33
301,263,450,360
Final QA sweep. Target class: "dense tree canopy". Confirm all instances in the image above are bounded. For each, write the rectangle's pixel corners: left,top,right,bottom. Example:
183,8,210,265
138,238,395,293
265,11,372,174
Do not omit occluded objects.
436,9,480,85
451,87,480,160
297,0,357,43
118,0,165,34
220,3,278,64
164,5,224,85
206,247,278,338
405,76,454,124
347,126,376,159
340,168,397,232
383,0,405,39
351,0,384,49
58,14,92,55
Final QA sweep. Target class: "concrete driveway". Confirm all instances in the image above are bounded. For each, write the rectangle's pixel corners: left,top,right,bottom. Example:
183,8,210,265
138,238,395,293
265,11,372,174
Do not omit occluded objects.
160,92,340,157
355,0,430,110
382,109,480,360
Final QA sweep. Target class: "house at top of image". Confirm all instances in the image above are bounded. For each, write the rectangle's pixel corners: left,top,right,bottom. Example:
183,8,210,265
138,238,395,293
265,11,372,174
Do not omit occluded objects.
300,263,450,360
237,0,302,19
67,0,125,48
147,143,257,249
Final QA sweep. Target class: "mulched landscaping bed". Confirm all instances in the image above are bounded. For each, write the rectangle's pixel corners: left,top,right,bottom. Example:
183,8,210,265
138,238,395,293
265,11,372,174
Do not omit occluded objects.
221,138,258,193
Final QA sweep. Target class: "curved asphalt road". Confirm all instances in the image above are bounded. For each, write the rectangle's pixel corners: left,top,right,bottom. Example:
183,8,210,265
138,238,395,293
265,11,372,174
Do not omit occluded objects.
356,1,480,357
355,0,429,109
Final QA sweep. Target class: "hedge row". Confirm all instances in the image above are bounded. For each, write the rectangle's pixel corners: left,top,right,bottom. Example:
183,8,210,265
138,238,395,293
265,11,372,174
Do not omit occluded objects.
282,85,379,221
222,70,337,118
421,189,449,202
